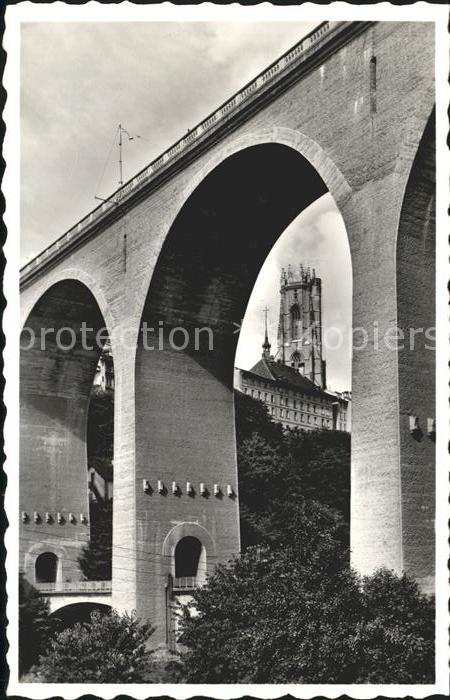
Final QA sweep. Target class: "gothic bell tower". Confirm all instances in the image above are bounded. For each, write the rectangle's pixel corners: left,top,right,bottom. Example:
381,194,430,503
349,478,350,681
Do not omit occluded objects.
277,264,326,389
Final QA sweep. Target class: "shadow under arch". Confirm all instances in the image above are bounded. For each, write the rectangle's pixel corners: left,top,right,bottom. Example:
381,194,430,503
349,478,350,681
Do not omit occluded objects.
51,602,112,629
20,278,113,581
136,141,351,384
395,108,435,593
20,267,117,357
133,141,353,620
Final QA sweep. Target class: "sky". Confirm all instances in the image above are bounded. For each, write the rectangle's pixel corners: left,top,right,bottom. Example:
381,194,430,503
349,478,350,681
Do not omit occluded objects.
21,21,352,390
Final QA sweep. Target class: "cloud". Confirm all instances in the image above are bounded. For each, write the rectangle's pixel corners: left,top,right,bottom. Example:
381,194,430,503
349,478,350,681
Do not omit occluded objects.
21,21,315,262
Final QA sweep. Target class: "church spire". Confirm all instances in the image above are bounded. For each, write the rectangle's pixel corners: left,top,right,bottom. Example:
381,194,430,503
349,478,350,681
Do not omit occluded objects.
262,306,271,359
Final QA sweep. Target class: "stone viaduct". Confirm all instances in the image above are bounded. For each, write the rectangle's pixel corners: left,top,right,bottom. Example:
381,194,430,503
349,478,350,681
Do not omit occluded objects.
19,21,435,647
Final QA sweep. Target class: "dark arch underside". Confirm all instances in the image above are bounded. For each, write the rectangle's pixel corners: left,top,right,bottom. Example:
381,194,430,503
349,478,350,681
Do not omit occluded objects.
137,143,328,386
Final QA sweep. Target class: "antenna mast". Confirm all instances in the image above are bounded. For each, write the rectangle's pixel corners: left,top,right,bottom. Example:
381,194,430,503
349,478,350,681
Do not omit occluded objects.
118,123,123,186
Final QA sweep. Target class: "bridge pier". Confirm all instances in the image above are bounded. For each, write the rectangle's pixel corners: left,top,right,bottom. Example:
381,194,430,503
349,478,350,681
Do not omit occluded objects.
348,115,435,594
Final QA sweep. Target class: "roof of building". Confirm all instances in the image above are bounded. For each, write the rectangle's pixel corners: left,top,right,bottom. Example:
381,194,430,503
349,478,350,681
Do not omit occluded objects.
241,358,331,399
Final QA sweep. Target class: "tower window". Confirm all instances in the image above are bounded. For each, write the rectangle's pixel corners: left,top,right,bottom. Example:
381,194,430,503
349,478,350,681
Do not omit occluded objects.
290,351,301,369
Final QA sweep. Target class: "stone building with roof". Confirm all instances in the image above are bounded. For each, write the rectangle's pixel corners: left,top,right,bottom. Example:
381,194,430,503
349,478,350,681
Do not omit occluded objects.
235,354,351,432
235,265,351,432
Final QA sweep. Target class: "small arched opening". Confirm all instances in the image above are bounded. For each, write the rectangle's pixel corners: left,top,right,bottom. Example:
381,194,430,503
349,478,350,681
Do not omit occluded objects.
174,536,206,588
35,552,58,584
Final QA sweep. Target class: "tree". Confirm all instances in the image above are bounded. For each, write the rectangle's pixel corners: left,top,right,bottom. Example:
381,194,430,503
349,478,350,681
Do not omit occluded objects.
78,499,112,580
354,569,435,684
234,389,283,446
19,574,54,675
178,502,434,684
178,498,360,682
281,428,351,523
38,609,155,683
87,388,114,473
237,433,350,549
234,392,351,549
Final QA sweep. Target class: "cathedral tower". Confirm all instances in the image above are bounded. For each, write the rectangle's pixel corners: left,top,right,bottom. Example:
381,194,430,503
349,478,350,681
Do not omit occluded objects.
277,264,326,389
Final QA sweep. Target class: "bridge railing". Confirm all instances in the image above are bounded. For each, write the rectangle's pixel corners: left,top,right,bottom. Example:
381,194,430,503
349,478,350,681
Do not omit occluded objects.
20,20,346,283
173,576,197,591
36,580,112,595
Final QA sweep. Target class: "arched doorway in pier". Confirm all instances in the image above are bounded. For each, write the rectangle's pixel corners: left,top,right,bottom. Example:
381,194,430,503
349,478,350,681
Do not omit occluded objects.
35,552,59,584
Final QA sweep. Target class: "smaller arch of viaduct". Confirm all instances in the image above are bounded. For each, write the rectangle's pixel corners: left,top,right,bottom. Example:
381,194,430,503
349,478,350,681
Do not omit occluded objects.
20,267,117,359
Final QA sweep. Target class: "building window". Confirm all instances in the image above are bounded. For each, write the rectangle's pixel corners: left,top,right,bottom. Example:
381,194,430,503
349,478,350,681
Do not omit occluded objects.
280,409,284,418
271,394,274,403
293,400,297,409
35,552,58,584
286,411,289,420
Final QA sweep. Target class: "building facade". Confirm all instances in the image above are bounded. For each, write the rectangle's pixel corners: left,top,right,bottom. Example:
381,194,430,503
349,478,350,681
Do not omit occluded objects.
236,359,351,433
235,264,351,432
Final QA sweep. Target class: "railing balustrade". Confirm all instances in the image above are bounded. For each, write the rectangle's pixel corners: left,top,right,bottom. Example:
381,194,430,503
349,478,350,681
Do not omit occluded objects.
173,576,197,590
35,580,112,594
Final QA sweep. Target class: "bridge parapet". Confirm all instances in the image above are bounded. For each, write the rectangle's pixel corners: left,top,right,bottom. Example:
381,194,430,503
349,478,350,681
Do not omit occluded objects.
20,19,362,287
36,580,112,595
35,581,112,614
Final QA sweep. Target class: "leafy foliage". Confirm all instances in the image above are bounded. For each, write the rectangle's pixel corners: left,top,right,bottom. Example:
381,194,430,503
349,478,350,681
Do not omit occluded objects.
180,394,433,683
19,574,55,675
178,512,434,683
354,569,435,683
78,499,112,580
87,388,114,473
38,609,155,683
235,390,350,549
234,389,283,446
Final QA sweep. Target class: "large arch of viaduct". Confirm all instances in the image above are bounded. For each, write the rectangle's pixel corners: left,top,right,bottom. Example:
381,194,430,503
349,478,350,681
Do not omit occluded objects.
19,21,435,646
